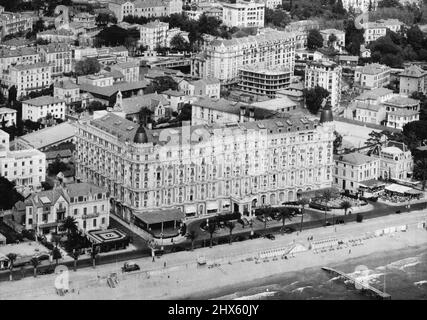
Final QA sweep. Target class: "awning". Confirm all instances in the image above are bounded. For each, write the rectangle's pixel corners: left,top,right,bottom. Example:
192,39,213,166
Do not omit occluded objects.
134,208,185,225
206,201,218,210
385,184,412,194
405,189,423,195
184,204,196,213
359,179,386,189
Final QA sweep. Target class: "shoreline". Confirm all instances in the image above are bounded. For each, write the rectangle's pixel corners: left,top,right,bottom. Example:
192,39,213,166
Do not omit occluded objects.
1,209,427,300
189,243,427,300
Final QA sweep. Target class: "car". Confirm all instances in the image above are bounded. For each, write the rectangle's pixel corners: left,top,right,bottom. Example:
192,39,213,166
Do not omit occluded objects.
266,216,272,221
38,267,55,275
395,210,401,214
251,232,262,239
122,262,140,272
263,233,275,240
257,216,265,222
283,227,296,234
35,253,50,261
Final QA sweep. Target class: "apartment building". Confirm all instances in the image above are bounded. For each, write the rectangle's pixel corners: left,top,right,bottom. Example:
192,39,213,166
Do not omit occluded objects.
363,19,404,44
222,0,265,28
0,129,46,192
384,96,419,130
110,61,140,83
305,60,342,108
22,96,66,122
188,78,221,99
0,107,17,127
78,73,115,87
191,28,296,83
371,142,413,181
320,29,345,52
354,63,391,89
1,62,52,99
0,47,39,73
108,0,183,22
399,64,427,96
23,182,110,236
36,29,76,43
333,152,380,193
238,66,291,99
139,20,169,50
0,11,33,38
54,80,81,104
37,43,72,77
75,112,335,221
342,0,378,12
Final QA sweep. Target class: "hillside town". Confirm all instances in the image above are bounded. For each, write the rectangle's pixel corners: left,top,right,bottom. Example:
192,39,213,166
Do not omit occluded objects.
1,0,427,301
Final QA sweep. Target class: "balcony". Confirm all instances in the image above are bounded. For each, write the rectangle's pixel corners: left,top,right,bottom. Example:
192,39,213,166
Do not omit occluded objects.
82,212,100,219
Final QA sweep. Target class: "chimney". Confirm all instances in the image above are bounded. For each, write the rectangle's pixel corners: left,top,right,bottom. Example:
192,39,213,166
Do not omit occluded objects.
239,106,245,122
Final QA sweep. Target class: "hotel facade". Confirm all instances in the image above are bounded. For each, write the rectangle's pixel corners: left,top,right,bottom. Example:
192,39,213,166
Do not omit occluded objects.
75,113,335,222
191,28,296,83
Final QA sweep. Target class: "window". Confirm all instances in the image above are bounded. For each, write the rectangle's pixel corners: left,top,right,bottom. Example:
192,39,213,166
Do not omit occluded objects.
74,208,78,215
93,219,97,227
83,207,87,215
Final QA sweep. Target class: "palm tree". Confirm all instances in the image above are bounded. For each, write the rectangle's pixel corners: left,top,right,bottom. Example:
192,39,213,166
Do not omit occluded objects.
320,189,333,226
72,249,81,272
298,198,310,232
414,158,427,190
30,257,40,278
52,247,62,266
6,253,17,281
277,208,292,234
207,222,217,248
91,246,99,269
262,207,272,230
226,221,235,245
340,200,352,223
63,216,78,237
185,230,197,251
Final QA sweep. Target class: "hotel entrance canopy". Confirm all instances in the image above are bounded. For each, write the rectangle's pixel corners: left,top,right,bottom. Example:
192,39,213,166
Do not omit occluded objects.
134,209,185,226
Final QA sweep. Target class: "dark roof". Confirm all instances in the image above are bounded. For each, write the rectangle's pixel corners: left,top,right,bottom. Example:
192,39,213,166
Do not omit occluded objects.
44,149,72,160
134,208,184,225
90,113,139,143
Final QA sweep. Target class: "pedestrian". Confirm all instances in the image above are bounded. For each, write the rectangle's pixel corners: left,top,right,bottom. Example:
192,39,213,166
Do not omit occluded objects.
152,256,155,262
349,249,351,254
164,261,166,268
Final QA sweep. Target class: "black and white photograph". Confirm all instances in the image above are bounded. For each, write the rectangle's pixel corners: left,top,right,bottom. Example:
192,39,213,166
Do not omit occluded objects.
0,0,426,307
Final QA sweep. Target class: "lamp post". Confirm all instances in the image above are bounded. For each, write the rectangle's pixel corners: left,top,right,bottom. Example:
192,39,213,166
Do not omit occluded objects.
160,233,164,251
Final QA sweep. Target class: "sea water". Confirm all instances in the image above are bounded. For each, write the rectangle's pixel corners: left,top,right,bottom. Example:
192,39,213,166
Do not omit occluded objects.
207,247,427,300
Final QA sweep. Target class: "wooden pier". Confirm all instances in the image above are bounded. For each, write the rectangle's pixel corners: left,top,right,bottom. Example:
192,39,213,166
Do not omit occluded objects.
322,267,391,300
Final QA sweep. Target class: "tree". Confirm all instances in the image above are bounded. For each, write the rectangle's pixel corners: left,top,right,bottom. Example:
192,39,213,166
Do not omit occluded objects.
340,200,352,221
344,19,364,55
333,131,343,154
319,189,333,225
265,8,291,28
207,222,217,248
87,101,105,114
30,257,40,278
225,221,235,245
145,76,178,94
378,0,403,8
414,158,427,190
277,208,292,234
47,158,69,176
75,58,101,76
307,29,324,50
63,216,78,237
8,86,17,104
95,25,132,47
185,230,197,251
406,25,423,50
0,177,24,210
52,247,62,266
96,13,117,26
6,253,17,281
304,86,330,114
328,33,338,47
72,249,80,272
170,34,190,52
297,198,310,232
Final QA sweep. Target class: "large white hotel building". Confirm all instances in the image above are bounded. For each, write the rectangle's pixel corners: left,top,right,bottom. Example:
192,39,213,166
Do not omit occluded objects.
191,28,297,83
75,112,335,223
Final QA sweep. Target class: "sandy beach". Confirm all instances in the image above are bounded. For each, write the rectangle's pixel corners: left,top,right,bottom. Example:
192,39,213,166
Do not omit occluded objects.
1,209,427,300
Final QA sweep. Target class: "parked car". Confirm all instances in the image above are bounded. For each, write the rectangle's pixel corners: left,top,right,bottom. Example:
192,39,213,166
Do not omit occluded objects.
122,262,140,272
251,232,262,239
283,227,296,234
38,267,55,275
35,253,50,261
264,234,275,240
266,216,272,222
257,216,266,222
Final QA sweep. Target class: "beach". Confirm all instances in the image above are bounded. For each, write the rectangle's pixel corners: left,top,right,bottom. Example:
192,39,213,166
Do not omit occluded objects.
1,209,427,300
